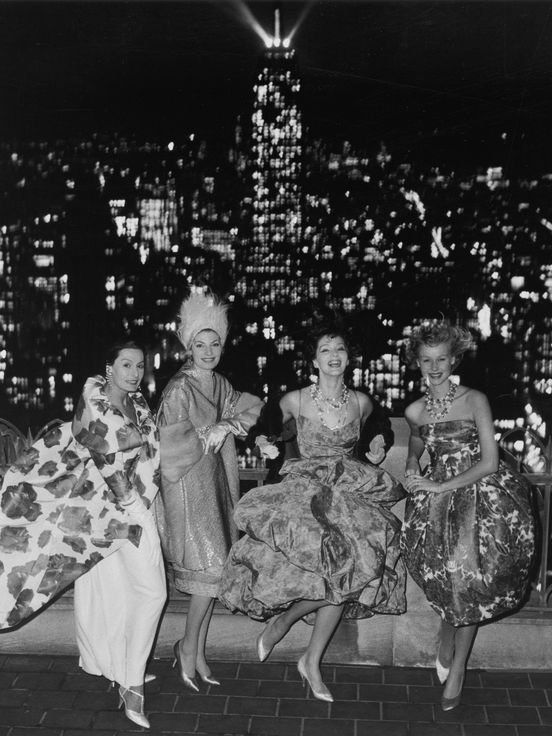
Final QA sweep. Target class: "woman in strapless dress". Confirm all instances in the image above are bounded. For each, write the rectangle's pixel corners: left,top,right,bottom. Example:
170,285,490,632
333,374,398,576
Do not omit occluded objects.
401,320,536,712
219,321,406,702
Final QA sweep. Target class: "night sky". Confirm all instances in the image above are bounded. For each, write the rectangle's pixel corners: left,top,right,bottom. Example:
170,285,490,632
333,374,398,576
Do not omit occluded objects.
1,1,552,160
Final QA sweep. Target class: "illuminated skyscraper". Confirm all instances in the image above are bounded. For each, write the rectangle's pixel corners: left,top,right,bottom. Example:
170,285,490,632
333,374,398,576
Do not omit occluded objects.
238,9,303,308
0,193,73,426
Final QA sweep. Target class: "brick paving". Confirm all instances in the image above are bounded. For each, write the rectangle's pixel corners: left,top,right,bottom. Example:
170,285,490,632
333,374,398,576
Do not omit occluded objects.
0,654,551,735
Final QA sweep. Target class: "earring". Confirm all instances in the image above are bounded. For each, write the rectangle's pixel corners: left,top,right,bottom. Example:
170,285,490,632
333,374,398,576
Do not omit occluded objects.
106,366,113,385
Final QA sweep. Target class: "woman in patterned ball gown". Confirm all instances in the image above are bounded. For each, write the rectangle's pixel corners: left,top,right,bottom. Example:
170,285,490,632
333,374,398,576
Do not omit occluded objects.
219,322,406,703
401,320,536,712
0,341,166,729
154,291,263,692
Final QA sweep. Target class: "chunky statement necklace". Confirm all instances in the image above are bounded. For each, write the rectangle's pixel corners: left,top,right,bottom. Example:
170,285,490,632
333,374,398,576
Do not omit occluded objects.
424,380,457,421
310,383,350,429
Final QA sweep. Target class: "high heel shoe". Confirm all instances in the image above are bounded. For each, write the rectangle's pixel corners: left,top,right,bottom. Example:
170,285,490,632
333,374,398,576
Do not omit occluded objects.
172,641,199,693
435,652,451,684
297,656,333,703
118,686,150,729
441,673,465,712
256,615,283,663
196,662,220,686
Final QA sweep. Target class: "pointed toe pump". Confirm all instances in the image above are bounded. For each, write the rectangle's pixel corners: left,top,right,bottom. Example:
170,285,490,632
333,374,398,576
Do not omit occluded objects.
256,615,284,663
435,656,450,685
196,662,220,686
118,687,150,729
441,674,465,712
297,656,333,703
172,641,199,693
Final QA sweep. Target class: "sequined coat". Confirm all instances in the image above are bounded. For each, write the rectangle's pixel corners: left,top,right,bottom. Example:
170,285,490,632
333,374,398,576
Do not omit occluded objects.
154,367,263,596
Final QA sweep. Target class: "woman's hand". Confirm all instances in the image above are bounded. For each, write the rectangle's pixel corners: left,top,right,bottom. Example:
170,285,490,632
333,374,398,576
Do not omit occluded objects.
366,433,386,464
404,474,444,494
255,435,280,459
203,423,229,453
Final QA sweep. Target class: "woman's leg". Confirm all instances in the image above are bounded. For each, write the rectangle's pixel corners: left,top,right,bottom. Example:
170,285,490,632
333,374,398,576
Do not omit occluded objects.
176,594,215,676
195,598,216,677
299,603,344,695
443,623,477,699
438,619,456,669
259,598,344,672
259,598,333,652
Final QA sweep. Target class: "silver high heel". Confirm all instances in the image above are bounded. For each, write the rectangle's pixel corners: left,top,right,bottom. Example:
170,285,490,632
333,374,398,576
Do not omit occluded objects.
297,655,333,703
435,655,450,684
441,673,465,711
118,686,150,729
435,641,453,684
198,671,221,686
196,660,220,686
172,641,199,693
256,615,283,663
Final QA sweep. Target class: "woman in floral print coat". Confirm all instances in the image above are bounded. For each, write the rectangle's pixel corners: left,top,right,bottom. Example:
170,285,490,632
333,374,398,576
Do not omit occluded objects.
0,341,166,729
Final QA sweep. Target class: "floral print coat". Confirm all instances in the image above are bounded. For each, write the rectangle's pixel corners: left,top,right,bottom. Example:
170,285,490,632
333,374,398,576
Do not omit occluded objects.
0,376,160,630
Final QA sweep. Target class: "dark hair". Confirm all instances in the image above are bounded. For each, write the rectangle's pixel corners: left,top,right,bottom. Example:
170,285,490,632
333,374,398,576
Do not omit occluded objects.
105,340,144,366
305,321,350,364
404,319,472,368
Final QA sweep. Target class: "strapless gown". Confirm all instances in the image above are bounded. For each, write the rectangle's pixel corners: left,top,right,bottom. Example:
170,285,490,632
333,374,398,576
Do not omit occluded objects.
219,415,406,620
400,420,536,626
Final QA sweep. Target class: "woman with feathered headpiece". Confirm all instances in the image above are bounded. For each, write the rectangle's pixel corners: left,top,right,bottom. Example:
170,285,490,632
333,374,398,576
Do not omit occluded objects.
155,289,263,690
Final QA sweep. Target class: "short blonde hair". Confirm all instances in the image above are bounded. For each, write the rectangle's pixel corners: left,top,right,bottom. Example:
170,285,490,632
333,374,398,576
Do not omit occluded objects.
405,319,472,368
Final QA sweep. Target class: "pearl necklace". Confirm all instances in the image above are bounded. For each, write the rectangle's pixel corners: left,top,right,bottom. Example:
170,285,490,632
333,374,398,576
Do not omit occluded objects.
310,383,350,429
424,381,457,421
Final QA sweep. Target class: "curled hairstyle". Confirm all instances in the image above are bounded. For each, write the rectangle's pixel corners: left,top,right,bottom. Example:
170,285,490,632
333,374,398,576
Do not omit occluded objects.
405,320,472,368
105,340,144,367
305,321,350,365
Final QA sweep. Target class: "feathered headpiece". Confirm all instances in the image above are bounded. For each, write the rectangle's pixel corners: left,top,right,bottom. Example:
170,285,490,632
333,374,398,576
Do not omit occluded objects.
176,291,229,349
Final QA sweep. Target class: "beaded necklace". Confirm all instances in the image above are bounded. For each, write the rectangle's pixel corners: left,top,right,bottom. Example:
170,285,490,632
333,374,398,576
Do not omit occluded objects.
310,383,350,430
424,380,457,421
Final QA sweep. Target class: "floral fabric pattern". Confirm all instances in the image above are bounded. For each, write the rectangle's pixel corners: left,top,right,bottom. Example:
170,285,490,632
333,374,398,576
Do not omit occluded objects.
0,375,160,629
400,419,536,626
219,414,407,620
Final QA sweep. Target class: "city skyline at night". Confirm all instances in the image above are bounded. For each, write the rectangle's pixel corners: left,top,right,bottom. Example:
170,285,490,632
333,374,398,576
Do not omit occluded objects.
1,2,552,464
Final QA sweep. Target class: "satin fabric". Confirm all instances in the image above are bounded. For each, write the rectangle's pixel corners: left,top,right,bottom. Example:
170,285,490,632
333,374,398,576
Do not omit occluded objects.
401,419,536,625
219,412,406,620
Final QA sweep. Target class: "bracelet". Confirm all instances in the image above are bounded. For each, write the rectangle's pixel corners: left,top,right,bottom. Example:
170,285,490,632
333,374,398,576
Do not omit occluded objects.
196,424,214,442
404,470,417,478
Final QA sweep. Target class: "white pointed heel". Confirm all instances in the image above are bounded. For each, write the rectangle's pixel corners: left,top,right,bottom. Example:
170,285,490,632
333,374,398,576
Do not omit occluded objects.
435,656,450,684
297,655,333,703
256,614,286,663
118,686,150,729
172,641,199,692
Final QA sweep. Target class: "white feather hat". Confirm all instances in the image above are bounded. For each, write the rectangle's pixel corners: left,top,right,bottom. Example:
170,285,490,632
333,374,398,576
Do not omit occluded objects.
176,291,229,349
